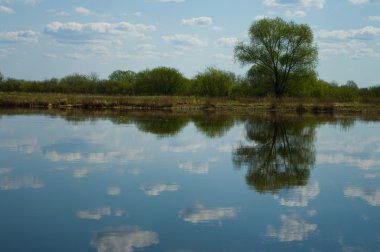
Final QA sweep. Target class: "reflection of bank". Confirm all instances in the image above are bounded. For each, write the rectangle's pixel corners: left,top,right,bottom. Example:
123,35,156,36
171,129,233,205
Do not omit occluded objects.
233,118,316,193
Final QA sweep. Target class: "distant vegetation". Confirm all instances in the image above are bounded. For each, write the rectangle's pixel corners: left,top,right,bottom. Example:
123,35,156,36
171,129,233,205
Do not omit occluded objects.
0,67,379,102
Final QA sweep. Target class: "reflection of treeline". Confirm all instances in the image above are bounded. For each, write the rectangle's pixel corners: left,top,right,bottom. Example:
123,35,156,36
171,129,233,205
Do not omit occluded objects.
1,67,379,101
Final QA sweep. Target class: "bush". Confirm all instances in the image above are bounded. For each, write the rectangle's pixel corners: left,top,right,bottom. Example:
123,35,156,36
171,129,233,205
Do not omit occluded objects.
59,74,95,94
134,67,189,95
192,67,235,97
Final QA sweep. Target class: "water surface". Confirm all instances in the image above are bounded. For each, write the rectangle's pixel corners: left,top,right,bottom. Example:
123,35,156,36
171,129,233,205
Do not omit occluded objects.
0,110,380,251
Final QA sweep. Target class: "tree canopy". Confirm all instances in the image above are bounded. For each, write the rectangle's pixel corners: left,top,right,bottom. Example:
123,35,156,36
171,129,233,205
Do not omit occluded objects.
235,17,318,97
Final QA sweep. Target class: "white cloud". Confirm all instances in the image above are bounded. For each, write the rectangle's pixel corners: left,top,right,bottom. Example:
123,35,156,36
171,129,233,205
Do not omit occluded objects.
45,21,156,44
92,226,159,252
255,15,272,20
369,16,380,21
0,138,38,154
349,0,380,4
217,37,239,47
0,176,44,190
157,0,185,3
266,215,317,242
140,183,179,196
75,6,92,16
0,5,13,13
274,182,320,207
179,161,209,174
263,0,325,9
1,0,40,5
162,34,208,48
135,43,156,51
317,26,380,40
344,187,380,206
179,204,237,224
0,30,38,43
262,0,324,18
107,187,121,196
181,16,213,26
285,9,306,18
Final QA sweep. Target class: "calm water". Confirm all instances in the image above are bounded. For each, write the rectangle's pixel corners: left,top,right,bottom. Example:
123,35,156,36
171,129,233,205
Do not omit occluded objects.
1,110,380,252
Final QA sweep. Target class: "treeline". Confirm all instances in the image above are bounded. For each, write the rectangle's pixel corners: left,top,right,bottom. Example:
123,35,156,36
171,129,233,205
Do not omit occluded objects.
0,67,379,101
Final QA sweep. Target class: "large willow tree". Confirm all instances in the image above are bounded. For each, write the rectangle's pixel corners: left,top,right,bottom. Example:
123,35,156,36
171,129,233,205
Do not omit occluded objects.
234,17,318,97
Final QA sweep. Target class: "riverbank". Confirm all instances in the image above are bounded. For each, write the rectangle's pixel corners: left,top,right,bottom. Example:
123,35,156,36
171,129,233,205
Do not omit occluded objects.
1,92,379,114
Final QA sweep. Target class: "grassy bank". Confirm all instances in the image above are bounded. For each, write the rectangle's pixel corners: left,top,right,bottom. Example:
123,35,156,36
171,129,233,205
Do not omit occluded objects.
1,92,379,114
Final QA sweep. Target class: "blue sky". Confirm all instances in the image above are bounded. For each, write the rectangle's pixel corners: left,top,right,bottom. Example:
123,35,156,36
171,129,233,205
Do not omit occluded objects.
0,0,380,86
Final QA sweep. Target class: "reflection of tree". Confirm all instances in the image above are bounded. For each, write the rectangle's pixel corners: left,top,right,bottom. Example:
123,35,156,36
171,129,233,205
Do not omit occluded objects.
233,118,316,193
192,114,235,138
133,116,190,137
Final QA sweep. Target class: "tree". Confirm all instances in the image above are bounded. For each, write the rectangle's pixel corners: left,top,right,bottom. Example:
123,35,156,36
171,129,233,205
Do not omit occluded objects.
234,17,318,97
108,70,136,83
0,71,3,83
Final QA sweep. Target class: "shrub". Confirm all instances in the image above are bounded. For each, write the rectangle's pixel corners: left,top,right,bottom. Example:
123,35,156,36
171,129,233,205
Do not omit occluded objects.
134,67,189,95
192,67,235,97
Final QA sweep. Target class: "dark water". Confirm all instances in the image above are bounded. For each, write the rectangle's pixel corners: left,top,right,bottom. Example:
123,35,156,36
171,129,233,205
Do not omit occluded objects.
1,110,380,252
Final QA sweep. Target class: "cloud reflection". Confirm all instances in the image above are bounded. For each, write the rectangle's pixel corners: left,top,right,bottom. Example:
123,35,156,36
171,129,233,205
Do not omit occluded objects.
0,168,13,175
266,215,317,242
140,183,179,196
77,207,111,220
107,187,121,196
179,162,209,174
77,207,124,220
274,182,320,207
179,204,237,224
344,187,380,206
91,226,159,252
0,176,44,190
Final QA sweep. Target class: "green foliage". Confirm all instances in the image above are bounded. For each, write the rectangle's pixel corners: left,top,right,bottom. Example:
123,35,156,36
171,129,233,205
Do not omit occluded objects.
192,67,235,97
134,67,189,95
0,71,3,83
235,17,318,97
59,74,95,94
109,70,136,83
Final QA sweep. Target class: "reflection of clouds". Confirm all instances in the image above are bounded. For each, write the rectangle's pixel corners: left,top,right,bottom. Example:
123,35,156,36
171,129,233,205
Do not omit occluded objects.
317,154,380,170
46,151,82,162
77,207,124,220
344,187,380,206
266,215,317,242
0,168,13,175
45,149,146,164
91,226,159,252
274,182,320,207
140,183,179,196
0,138,38,154
179,162,209,174
77,207,111,220
179,204,237,224
73,168,90,178
0,176,44,190
107,187,121,196
161,143,204,153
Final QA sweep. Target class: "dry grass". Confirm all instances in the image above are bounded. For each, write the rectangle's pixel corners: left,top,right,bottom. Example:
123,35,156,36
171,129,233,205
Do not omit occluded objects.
0,92,380,114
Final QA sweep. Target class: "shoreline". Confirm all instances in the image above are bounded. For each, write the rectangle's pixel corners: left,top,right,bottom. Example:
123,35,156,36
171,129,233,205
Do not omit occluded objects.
1,92,379,115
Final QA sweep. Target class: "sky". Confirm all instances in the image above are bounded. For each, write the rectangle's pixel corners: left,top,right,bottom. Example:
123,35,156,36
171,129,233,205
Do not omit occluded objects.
0,0,380,87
